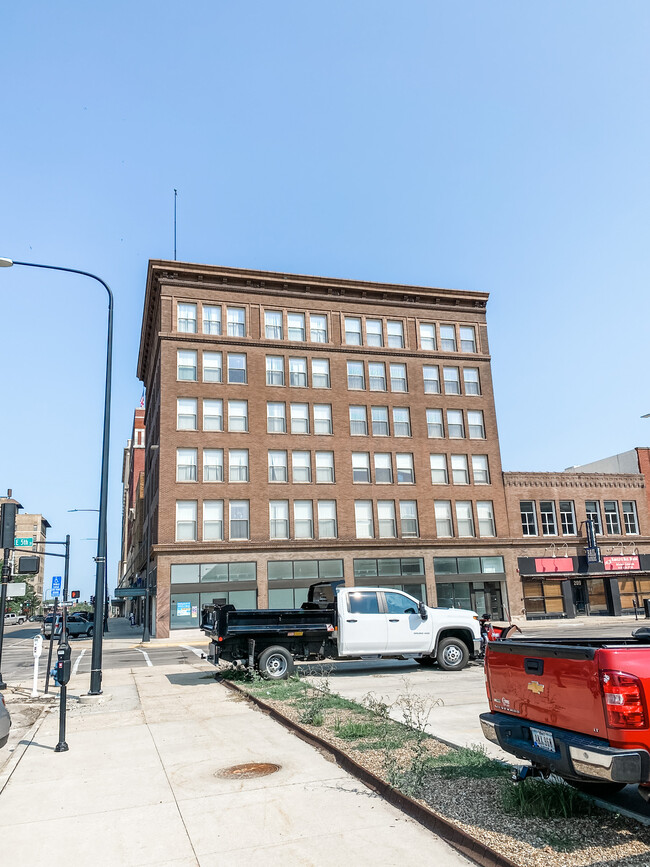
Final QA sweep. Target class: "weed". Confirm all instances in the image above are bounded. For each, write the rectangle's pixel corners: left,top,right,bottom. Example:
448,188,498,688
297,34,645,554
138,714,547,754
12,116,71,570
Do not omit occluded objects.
426,745,509,780
248,675,307,702
501,777,595,819
362,692,393,720
334,720,385,740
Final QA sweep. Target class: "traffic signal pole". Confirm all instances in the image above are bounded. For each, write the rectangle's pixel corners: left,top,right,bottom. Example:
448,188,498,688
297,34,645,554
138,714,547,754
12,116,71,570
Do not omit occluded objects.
0,549,10,690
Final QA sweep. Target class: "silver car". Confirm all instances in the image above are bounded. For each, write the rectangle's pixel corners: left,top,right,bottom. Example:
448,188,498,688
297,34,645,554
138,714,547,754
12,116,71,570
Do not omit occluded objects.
0,694,11,749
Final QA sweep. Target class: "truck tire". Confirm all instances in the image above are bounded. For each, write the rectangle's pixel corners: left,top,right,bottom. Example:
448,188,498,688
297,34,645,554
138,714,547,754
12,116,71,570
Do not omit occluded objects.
436,637,469,671
258,646,294,680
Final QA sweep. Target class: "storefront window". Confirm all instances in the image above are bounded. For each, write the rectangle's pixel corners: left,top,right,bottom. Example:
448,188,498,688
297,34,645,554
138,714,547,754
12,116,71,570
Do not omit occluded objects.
523,580,565,617
170,593,200,629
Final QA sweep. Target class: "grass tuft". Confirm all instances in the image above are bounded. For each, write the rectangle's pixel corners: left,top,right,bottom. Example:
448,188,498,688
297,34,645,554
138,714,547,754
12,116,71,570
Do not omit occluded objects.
501,777,595,819
426,746,510,780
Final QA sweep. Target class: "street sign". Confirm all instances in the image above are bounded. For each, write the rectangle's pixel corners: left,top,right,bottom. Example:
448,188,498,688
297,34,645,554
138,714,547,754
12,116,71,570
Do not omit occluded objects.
14,537,33,548
7,583,26,597
51,576,62,597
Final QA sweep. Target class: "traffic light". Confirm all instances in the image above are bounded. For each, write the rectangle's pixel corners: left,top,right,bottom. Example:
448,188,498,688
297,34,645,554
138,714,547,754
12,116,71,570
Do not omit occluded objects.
71,590,80,599
90,595,95,605
0,503,17,550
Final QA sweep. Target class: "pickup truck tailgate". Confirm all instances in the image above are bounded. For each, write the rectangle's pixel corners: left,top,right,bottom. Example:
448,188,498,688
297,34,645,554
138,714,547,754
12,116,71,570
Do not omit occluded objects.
485,641,608,738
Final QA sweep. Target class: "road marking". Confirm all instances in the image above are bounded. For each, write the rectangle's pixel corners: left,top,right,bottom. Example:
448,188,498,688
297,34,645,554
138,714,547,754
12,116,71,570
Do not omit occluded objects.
180,644,204,658
135,648,153,667
72,649,86,676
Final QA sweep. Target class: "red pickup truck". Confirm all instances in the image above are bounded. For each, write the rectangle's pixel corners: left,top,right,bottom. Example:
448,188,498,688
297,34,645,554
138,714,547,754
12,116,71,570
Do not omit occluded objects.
480,630,650,801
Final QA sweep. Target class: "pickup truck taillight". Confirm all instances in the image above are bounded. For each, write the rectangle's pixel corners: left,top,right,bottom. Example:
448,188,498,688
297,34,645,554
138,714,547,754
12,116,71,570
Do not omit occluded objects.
600,670,647,729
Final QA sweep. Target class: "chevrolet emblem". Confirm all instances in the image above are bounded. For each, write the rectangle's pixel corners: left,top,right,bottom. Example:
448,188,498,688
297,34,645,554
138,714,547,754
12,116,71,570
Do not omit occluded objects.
527,681,545,695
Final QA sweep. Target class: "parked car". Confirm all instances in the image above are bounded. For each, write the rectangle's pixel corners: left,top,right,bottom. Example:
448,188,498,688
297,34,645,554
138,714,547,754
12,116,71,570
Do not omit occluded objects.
4,613,26,626
28,614,44,622
42,614,94,640
0,694,10,748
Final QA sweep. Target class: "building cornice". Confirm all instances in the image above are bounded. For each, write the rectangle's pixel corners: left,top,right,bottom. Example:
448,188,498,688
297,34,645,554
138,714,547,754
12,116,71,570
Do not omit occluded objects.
503,471,646,490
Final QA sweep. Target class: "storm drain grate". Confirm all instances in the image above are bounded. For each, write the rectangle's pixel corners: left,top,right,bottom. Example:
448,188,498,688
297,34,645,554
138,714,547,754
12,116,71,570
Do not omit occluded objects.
217,762,281,779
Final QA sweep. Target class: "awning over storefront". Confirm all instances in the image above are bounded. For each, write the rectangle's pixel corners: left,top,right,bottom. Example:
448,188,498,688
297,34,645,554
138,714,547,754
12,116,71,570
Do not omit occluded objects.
115,587,147,597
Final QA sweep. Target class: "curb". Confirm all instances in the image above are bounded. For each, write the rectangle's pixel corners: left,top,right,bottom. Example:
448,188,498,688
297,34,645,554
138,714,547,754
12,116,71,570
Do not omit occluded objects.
0,701,52,796
219,678,519,867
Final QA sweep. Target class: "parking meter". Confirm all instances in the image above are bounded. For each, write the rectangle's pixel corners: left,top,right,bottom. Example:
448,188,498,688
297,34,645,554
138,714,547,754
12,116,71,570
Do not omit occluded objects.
56,643,71,686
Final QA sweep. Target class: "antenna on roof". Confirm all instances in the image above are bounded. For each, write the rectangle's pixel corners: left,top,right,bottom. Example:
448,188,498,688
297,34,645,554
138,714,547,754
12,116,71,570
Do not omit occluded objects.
173,189,178,261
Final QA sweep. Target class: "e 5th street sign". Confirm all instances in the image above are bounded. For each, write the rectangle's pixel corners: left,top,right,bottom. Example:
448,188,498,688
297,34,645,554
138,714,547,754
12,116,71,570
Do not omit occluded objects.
14,537,33,547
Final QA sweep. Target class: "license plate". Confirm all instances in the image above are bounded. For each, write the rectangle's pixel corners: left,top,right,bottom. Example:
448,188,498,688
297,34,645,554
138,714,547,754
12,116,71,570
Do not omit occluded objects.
531,727,556,753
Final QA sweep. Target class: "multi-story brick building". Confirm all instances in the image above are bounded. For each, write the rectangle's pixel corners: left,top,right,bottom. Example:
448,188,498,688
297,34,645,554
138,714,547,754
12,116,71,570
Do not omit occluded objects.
135,260,510,637
0,491,50,605
116,409,146,618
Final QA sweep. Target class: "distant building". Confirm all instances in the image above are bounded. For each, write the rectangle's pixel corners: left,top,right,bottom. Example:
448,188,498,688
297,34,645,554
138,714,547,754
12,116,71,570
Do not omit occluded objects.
116,409,146,620
0,491,50,605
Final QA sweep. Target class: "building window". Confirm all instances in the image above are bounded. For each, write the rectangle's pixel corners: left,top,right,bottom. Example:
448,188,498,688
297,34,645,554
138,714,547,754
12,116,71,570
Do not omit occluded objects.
377,501,397,538
447,409,464,439
451,454,469,485
393,407,411,437
368,362,387,391
290,403,310,434
349,406,368,436
294,500,313,539
366,319,383,347
423,365,440,394
310,314,328,343
203,449,223,482
317,501,337,539
477,501,496,537
355,501,374,539
463,368,481,395
315,451,335,483
202,305,221,335
344,316,362,345
371,406,389,436
468,410,485,439
289,357,308,387
267,402,287,433
176,448,197,482
456,501,475,537
419,322,436,350
288,312,305,341
269,501,289,539
460,326,477,353
265,310,283,340
229,501,250,540
227,400,248,432
434,501,453,537
520,501,537,535
227,307,245,337
390,363,407,393
266,356,285,386
374,453,393,483
396,453,415,484
604,501,621,534
177,350,197,381
347,361,365,390
312,358,330,388
430,454,448,484
443,367,460,395
313,404,333,435
292,451,311,483
177,398,198,430
268,450,288,482
387,320,404,348
228,449,249,482
440,325,456,351
177,303,197,333
586,501,602,535
540,501,557,535
559,500,576,534
227,353,247,384
203,351,222,383
426,409,444,438
203,501,224,541
623,501,639,534
202,399,223,431
352,452,371,483
471,455,490,484
176,501,197,541
400,501,419,538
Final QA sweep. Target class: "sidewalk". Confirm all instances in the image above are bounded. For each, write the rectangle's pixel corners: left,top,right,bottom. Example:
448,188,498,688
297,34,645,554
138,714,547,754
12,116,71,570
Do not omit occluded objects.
0,659,470,866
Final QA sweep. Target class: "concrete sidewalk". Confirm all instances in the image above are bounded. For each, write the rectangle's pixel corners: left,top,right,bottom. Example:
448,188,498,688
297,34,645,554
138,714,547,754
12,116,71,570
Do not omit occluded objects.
0,660,470,867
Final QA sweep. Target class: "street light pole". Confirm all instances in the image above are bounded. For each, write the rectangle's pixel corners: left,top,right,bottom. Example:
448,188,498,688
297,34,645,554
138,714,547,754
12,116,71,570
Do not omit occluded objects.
0,258,112,695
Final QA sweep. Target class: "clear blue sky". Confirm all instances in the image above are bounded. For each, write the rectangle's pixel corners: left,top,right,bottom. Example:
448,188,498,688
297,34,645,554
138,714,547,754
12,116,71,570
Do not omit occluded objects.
1,2,649,599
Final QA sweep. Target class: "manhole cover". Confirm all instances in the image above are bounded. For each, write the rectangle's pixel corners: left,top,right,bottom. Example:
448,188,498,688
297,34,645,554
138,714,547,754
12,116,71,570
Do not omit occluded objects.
217,762,281,779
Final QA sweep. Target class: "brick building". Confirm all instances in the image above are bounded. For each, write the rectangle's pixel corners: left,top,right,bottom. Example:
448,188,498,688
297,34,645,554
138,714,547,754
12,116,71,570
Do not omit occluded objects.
0,491,50,605
116,409,146,618
134,260,510,637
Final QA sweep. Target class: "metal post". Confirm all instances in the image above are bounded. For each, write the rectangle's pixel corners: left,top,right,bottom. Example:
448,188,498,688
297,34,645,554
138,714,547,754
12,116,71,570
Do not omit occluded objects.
44,597,58,695
63,535,70,601
142,515,151,642
55,603,69,752
0,550,8,690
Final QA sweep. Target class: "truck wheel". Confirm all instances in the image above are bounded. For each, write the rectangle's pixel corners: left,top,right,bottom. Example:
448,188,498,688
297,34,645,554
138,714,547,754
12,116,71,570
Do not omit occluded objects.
415,656,435,667
567,779,626,797
258,646,294,680
436,637,469,671
87,626,94,638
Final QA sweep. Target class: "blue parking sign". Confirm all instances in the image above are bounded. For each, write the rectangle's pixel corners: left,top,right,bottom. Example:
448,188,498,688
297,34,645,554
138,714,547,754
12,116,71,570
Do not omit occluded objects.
51,576,62,597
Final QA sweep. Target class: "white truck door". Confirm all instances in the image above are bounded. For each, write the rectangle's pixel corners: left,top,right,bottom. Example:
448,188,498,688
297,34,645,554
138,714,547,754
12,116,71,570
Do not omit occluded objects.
338,590,388,655
383,591,433,653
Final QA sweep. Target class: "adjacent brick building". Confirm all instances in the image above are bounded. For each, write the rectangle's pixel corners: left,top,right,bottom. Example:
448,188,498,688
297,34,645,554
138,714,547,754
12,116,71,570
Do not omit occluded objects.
0,491,50,606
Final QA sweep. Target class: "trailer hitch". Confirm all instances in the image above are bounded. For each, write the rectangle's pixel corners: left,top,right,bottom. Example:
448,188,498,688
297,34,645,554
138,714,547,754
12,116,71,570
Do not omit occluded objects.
512,764,545,783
